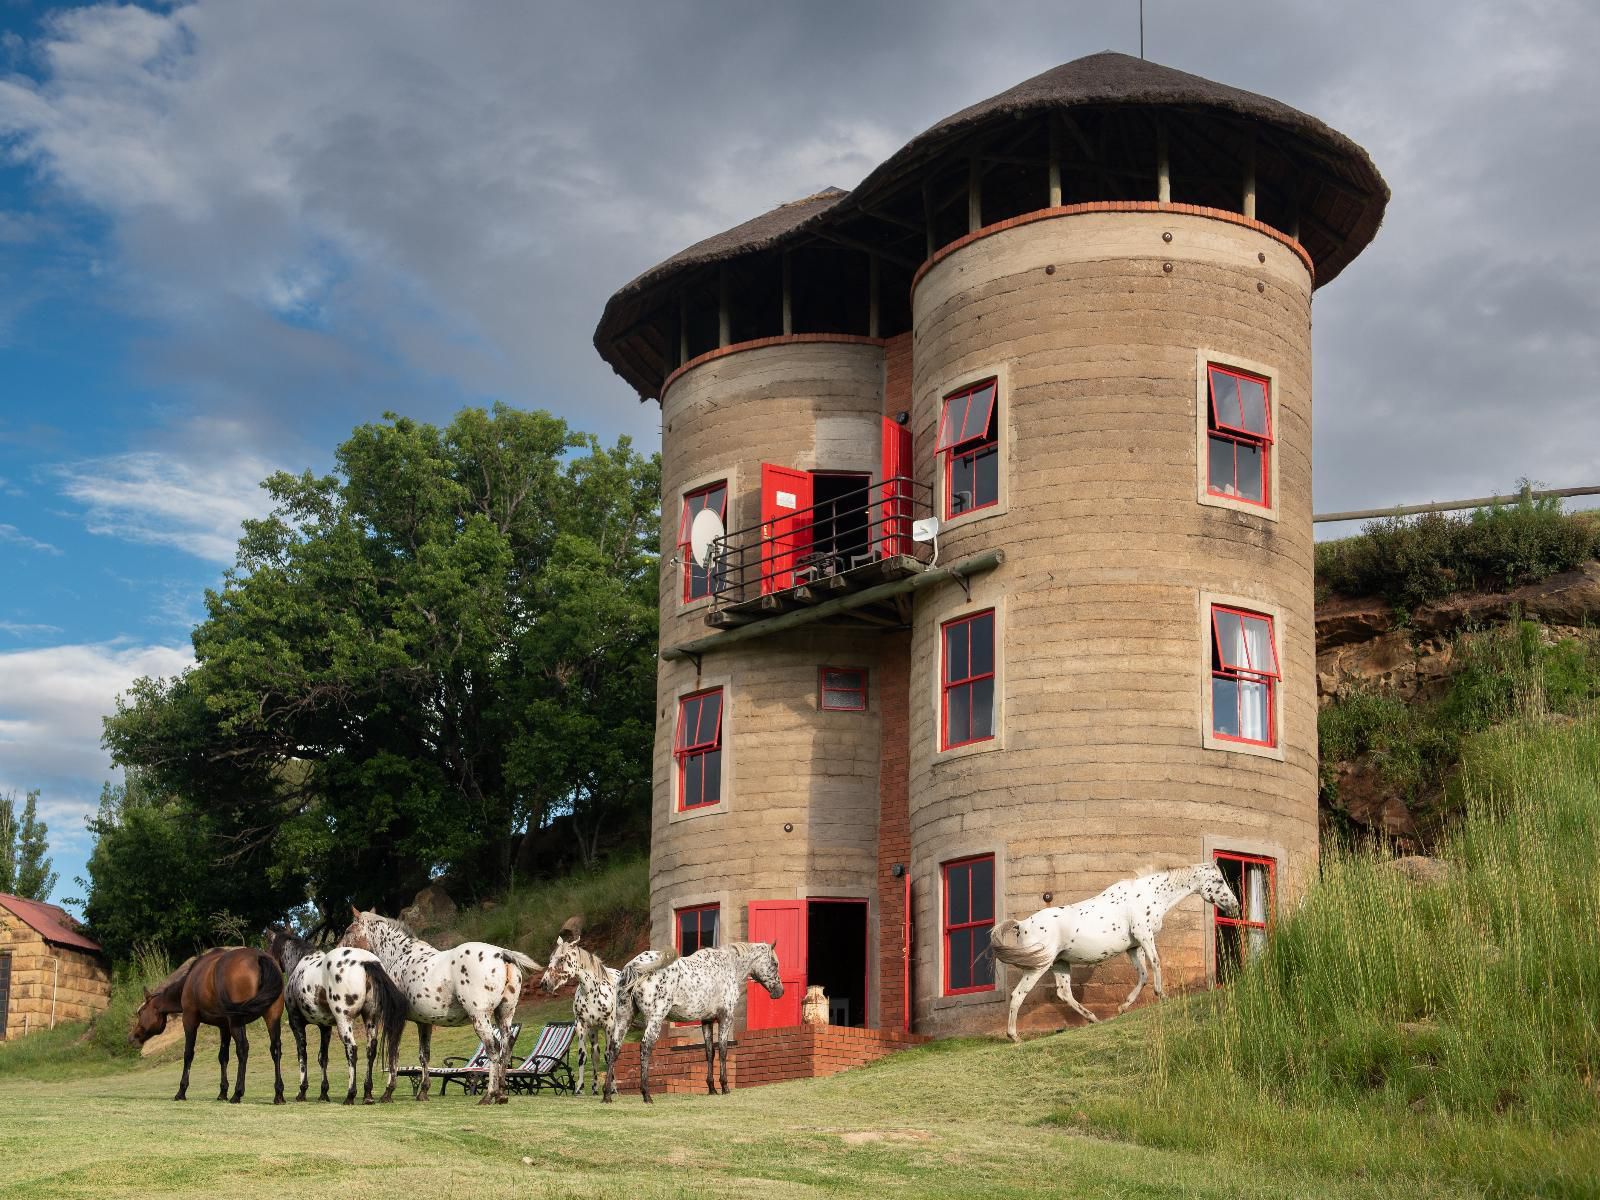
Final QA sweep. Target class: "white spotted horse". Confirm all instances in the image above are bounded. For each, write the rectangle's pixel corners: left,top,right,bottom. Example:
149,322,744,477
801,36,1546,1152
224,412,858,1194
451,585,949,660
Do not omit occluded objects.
602,941,783,1104
989,863,1242,1041
267,927,409,1104
538,930,665,1096
340,907,540,1105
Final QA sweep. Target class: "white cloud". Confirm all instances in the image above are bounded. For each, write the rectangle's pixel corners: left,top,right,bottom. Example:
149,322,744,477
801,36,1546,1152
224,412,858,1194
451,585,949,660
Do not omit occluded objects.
55,444,275,563
0,621,64,638
0,523,61,555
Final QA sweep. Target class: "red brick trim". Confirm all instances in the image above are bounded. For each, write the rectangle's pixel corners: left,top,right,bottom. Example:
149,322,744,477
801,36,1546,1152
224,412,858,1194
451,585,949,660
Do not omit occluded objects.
660,333,888,402
910,202,1315,295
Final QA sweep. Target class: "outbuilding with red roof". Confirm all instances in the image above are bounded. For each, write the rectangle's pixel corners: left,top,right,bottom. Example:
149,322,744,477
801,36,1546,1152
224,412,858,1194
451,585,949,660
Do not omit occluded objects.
0,893,111,1040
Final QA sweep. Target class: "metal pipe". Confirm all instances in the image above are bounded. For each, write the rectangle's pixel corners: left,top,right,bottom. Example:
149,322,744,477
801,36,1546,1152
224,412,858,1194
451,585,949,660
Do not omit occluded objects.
1313,484,1600,525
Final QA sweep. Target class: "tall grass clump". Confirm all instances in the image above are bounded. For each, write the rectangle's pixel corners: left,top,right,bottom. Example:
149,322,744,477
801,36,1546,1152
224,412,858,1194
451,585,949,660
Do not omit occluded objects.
1155,716,1600,1126
447,853,648,965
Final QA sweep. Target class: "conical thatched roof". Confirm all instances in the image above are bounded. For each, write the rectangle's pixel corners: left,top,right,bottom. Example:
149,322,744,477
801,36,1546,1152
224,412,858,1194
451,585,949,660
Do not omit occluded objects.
594,51,1388,398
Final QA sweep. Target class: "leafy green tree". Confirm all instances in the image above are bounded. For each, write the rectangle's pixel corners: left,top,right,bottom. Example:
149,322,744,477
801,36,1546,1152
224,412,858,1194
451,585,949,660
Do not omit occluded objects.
0,788,57,900
103,405,659,918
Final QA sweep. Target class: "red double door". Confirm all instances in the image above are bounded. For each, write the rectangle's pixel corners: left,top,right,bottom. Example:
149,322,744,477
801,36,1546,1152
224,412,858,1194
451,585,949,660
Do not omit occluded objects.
745,900,807,1029
757,418,914,594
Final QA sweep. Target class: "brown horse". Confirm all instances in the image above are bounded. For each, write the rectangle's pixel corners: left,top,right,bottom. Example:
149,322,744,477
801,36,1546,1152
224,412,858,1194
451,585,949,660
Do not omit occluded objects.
131,946,287,1104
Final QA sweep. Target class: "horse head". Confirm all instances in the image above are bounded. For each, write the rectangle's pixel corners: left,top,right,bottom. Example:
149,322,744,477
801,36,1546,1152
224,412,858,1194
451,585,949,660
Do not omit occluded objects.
1193,863,1241,918
129,990,168,1047
748,941,783,1000
339,905,376,951
540,935,581,994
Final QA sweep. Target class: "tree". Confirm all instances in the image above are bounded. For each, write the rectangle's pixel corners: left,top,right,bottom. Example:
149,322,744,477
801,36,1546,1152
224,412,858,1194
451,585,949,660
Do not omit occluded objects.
103,404,659,919
0,788,57,900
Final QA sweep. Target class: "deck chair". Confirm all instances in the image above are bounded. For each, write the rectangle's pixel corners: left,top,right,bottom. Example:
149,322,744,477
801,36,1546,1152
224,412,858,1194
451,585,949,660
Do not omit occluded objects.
396,1022,522,1097
504,1021,577,1095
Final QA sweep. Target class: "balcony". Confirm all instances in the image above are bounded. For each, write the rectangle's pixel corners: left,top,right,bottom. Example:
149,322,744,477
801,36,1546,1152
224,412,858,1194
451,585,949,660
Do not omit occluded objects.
705,475,933,629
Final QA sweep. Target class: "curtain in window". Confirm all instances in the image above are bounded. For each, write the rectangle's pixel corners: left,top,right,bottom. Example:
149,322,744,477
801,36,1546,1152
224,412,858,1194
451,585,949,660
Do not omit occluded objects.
1245,864,1269,959
1232,618,1271,743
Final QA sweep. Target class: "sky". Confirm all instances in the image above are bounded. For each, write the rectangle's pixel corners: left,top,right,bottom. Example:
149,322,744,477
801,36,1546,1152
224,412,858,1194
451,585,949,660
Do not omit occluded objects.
0,1,1597,907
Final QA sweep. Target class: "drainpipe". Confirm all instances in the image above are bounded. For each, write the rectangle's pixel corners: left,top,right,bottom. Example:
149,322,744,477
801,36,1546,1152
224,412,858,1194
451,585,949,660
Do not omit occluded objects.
47,955,59,1029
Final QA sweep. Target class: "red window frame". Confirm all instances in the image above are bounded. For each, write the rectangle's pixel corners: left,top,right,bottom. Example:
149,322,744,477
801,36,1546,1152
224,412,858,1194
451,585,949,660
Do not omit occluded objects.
1212,851,1275,979
942,854,996,996
1209,605,1279,748
675,903,720,956
936,379,999,520
679,481,728,602
941,609,996,750
1205,365,1272,508
674,688,724,810
818,667,868,712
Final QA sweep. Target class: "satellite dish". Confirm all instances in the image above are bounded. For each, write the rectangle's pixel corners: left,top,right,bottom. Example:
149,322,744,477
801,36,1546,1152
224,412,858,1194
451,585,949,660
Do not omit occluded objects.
690,508,726,568
911,517,941,544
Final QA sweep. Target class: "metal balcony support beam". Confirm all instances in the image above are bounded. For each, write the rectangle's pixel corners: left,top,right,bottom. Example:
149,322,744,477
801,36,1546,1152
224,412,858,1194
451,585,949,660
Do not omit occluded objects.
662,549,1006,662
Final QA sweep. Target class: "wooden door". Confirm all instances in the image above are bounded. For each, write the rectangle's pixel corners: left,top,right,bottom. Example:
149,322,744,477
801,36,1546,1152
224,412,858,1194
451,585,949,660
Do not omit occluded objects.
879,418,914,557
746,900,806,1029
759,464,813,594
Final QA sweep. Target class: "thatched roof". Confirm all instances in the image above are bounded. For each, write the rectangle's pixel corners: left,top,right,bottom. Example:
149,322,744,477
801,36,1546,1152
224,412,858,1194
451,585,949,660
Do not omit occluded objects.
594,51,1388,398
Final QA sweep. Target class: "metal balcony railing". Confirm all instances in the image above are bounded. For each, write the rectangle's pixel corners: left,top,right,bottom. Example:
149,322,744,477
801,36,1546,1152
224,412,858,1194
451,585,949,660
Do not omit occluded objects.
707,475,934,613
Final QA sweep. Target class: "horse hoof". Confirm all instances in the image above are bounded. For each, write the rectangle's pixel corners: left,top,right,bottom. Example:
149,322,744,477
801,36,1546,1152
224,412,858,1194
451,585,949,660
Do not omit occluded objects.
496,1095,509,1106
173,1095,186,1102
274,1097,286,1106
343,1097,356,1106
229,1097,242,1105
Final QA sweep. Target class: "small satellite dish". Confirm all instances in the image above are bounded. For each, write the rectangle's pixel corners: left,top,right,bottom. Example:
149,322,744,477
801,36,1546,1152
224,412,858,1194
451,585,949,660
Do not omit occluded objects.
690,508,726,568
911,517,941,544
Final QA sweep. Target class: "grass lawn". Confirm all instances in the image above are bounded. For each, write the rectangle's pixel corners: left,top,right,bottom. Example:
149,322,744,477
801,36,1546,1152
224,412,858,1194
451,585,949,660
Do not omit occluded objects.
4,1003,1589,1200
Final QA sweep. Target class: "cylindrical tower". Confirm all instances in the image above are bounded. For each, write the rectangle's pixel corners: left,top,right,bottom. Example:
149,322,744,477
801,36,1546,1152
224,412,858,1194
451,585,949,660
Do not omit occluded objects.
593,51,1386,1044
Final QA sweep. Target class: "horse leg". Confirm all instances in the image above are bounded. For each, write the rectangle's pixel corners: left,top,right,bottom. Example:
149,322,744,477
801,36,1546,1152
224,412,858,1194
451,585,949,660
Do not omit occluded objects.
317,1024,332,1101
1005,964,1050,1043
572,1016,588,1097
1056,970,1099,1025
718,1015,732,1095
267,1001,286,1104
601,1008,626,1104
338,1015,359,1105
289,1010,310,1101
216,1023,232,1101
588,1025,602,1097
700,1019,717,1094
378,1014,398,1103
228,1023,249,1103
361,1016,378,1103
1135,932,1165,999
414,1022,433,1101
1118,947,1150,1014
471,1012,502,1107
175,1012,199,1101
639,1013,668,1105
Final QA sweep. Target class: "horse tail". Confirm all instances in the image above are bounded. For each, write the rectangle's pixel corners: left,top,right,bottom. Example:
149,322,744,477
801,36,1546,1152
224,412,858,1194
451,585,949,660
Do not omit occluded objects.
500,949,540,976
988,921,1056,971
616,948,675,997
221,950,285,1021
360,960,409,1070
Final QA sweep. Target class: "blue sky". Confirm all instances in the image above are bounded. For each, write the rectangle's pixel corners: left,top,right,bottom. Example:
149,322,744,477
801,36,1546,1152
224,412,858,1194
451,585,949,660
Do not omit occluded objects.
1,1,1597,908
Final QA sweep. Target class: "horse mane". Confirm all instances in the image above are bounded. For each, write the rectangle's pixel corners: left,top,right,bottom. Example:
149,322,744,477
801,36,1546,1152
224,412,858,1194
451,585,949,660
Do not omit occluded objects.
570,945,611,987
150,952,204,999
365,911,433,952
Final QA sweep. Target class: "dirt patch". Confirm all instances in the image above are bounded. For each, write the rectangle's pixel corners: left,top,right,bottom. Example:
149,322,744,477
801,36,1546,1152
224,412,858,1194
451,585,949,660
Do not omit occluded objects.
836,1129,932,1146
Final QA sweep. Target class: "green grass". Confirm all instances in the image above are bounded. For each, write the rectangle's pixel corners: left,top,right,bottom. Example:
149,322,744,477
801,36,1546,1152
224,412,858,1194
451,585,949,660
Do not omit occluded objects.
1087,716,1600,1198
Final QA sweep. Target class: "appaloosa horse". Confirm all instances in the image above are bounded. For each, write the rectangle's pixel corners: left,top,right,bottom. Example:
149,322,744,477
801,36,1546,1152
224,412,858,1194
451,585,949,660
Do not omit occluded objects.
267,927,409,1105
989,863,1242,1041
130,946,286,1103
340,907,539,1105
538,931,664,1096
603,942,783,1104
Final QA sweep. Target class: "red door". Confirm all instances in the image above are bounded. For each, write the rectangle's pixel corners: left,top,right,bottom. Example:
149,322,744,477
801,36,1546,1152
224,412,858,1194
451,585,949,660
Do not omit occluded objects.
746,900,806,1029
760,464,813,594
879,418,914,558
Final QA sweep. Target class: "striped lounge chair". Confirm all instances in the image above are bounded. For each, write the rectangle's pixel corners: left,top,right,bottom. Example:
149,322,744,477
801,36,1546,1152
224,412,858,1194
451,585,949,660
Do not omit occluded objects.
505,1021,577,1095
396,1022,523,1097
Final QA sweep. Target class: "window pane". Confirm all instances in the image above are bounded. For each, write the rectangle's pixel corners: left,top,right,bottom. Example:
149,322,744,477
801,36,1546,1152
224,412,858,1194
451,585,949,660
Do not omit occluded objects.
970,677,995,740
1214,610,1243,669
946,682,971,745
970,612,995,677
969,858,994,923
1239,616,1272,674
944,621,970,684
675,698,697,750
1236,441,1264,503
1208,434,1237,494
971,938,994,988
973,443,999,507
1238,679,1270,743
701,749,721,802
697,692,722,745
959,382,997,443
947,864,971,925
936,396,963,450
1245,864,1270,925
703,908,719,946
1212,676,1240,738
684,754,704,806
676,911,693,950
950,451,974,513
1216,923,1243,981
948,928,974,991
1209,368,1240,427
824,689,863,710
1237,378,1268,436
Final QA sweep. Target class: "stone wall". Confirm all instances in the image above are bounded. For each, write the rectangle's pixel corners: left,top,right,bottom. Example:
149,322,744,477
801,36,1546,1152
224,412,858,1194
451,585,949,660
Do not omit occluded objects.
0,920,112,1039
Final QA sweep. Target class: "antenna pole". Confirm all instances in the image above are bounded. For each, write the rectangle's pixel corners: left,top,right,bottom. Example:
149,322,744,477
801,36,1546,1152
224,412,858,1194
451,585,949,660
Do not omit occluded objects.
1139,0,1145,59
